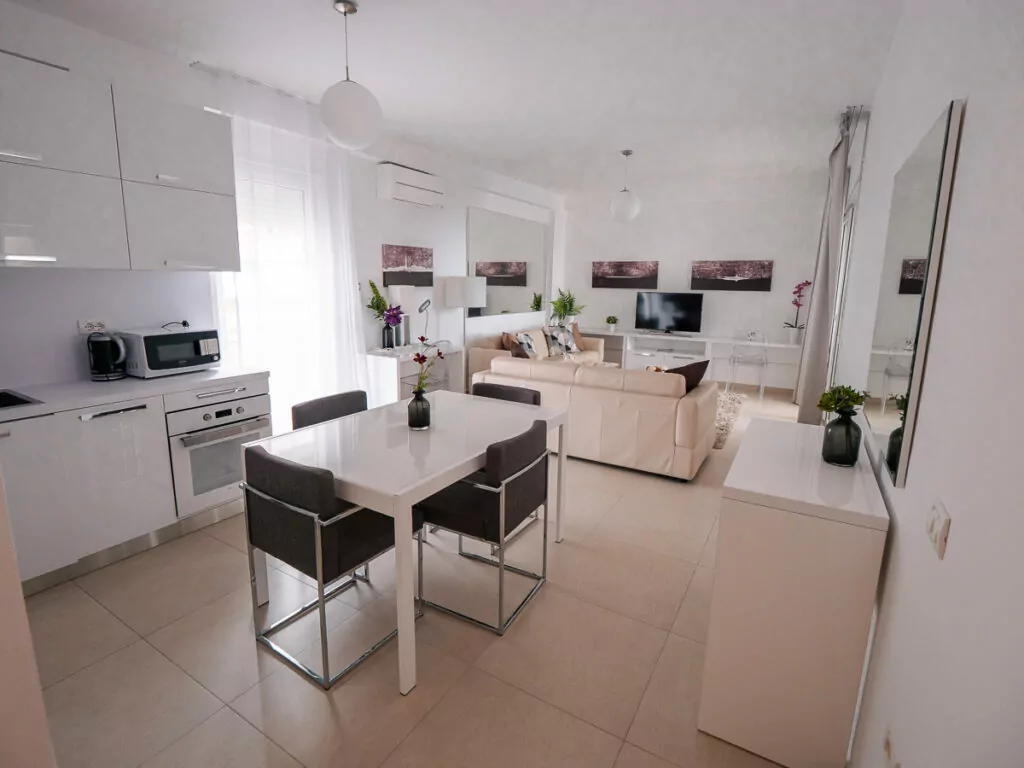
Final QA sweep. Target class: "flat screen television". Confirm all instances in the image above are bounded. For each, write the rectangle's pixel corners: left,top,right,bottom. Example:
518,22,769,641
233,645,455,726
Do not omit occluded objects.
635,292,704,333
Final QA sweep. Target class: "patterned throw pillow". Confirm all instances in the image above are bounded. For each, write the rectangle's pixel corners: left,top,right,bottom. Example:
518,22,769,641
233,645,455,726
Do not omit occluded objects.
514,332,539,359
544,324,580,357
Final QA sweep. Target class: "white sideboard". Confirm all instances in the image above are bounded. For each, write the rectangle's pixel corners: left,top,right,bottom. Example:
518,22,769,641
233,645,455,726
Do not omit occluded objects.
366,345,465,407
580,329,802,390
698,418,888,768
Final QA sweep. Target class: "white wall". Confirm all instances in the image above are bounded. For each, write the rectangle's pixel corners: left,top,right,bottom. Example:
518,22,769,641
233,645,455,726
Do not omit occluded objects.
836,2,1024,766
561,169,824,341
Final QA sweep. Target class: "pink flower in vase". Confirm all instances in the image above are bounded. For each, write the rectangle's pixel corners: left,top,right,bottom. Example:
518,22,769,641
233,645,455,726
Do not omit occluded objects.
785,280,812,329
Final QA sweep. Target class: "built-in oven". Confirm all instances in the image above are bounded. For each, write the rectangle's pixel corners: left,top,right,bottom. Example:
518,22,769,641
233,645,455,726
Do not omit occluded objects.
166,391,272,518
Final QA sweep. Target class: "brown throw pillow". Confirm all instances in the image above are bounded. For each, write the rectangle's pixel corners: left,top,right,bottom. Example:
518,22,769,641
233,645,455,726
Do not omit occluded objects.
500,332,516,351
571,322,586,351
666,359,710,393
510,342,531,359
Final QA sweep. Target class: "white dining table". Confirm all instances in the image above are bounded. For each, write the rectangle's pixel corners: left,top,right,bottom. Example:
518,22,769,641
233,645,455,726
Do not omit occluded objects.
244,390,569,695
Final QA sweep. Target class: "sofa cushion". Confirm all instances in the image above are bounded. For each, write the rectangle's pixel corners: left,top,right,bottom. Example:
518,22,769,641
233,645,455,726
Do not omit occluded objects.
666,359,710,393
521,329,549,360
500,332,516,351
514,332,540,359
623,370,688,398
545,324,580,355
491,357,579,384
575,365,626,391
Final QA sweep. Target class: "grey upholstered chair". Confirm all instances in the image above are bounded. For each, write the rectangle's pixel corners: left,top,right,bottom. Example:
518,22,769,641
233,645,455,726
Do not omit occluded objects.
291,390,368,430
241,446,424,689
471,382,541,406
416,420,549,635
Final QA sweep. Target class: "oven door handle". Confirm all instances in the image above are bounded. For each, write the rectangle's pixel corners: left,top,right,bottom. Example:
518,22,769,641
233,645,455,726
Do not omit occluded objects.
179,416,270,448
194,386,247,400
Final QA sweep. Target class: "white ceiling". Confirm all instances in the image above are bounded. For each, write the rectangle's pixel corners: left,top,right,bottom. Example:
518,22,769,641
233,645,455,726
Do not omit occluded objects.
11,0,901,191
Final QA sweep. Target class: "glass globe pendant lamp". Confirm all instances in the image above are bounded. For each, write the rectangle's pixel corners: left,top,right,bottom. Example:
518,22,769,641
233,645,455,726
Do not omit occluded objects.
609,149,641,222
320,1,383,150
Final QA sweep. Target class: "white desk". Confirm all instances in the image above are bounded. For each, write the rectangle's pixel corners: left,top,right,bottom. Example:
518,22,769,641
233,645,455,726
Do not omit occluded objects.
246,390,569,694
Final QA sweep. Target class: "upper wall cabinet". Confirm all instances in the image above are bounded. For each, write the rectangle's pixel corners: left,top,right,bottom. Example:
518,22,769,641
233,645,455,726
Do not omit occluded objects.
113,89,235,196
0,162,130,269
0,57,120,178
123,181,240,271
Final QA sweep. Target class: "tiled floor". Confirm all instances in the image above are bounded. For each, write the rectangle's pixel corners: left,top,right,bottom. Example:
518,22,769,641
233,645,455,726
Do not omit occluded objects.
27,387,796,767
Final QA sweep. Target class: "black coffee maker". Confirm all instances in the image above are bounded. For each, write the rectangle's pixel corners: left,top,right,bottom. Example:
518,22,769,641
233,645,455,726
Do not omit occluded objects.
87,332,127,381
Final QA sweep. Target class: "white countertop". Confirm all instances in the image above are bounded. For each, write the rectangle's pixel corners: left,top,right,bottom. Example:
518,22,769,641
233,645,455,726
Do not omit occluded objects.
366,342,462,362
579,328,800,350
0,368,269,424
723,418,889,531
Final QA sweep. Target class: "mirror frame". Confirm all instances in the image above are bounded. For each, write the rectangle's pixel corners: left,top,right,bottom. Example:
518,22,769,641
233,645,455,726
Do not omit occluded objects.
891,99,965,487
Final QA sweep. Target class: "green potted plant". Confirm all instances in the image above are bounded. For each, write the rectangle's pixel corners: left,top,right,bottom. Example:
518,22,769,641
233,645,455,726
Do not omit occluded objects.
605,315,619,332
817,385,869,466
550,289,584,325
530,292,543,312
885,392,909,475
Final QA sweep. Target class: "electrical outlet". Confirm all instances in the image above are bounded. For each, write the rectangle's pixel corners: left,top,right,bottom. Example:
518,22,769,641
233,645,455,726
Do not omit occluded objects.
926,499,951,560
78,319,106,335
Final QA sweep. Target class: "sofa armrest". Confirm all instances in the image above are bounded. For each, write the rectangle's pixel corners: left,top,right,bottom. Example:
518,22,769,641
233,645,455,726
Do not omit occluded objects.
468,347,511,376
579,336,605,361
675,381,720,449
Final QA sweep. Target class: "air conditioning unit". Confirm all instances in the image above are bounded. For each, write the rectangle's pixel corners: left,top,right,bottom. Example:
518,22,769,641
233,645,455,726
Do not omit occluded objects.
377,162,445,207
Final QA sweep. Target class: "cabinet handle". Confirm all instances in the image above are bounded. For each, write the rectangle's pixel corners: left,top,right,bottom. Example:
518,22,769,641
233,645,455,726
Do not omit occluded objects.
0,255,58,263
0,430,10,439
179,416,270,448
155,174,182,181
79,404,147,422
163,261,221,271
0,150,43,162
195,386,246,400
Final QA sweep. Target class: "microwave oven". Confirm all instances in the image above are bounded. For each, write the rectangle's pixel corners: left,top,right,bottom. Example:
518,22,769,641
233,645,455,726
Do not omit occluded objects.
119,328,221,378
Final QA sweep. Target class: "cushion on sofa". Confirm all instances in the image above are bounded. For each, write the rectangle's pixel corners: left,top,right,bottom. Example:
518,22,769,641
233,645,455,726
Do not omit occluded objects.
574,365,626,391
666,359,711,393
491,357,579,384
500,332,517,351
544,324,580,356
623,370,688,398
514,332,540,359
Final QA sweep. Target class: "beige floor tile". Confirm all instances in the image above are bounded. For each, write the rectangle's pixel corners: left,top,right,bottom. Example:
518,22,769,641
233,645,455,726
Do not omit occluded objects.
203,509,247,553
140,707,300,767
475,586,667,737
671,566,714,643
43,640,221,768
382,667,622,768
594,485,720,562
230,641,467,768
148,566,358,702
76,532,250,636
614,743,678,768
700,521,719,568
26,581,138,688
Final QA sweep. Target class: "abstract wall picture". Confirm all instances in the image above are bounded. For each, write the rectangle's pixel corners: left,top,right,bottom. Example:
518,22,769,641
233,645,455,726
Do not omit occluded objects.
382,245,434,287
899,258,926,294
691,260,774,292
591,260,659,289
475,261,528,286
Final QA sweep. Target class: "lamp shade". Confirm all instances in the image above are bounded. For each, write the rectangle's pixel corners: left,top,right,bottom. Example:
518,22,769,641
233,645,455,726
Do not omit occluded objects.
444,276,487,308
609,188,641,221
320,79,383,150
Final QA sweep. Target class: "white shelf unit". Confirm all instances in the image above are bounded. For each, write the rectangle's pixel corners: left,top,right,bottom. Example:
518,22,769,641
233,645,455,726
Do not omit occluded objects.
365,345,465,408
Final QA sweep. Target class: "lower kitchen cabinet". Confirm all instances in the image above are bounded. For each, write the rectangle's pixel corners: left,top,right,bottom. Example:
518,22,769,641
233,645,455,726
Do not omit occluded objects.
57,396,176,558
0,415,80,581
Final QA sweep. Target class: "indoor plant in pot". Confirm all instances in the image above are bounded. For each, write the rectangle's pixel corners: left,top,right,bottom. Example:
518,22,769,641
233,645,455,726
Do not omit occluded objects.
366,280,400,349
408,341,444,430
550,289,585,324
530,292,543,312
605,315,619,332
783,279,812,345
885,392,909,474
817,385,869,467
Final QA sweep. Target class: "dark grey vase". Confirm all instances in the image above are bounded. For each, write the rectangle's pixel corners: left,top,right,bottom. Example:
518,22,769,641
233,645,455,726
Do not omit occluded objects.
408,390,430,431
822,410,861,467
382,325,395,349
886,424,904,475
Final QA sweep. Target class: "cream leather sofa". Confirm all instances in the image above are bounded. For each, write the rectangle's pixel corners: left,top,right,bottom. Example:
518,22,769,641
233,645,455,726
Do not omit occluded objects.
473,357,718,480
468,329,605,377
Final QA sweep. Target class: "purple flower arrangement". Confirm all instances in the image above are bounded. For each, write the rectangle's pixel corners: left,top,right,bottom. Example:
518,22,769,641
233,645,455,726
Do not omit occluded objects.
383,305,403,328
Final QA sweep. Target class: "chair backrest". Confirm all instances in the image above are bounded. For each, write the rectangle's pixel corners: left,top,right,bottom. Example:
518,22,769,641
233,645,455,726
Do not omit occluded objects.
244,446,337,520
485,420,549,526
291,390,368,430
732,328,769,361
472,382,542,406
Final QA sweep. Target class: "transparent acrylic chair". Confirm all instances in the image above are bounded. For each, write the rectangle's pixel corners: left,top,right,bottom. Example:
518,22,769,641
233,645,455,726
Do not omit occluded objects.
725,329,769,400
881,342,912,413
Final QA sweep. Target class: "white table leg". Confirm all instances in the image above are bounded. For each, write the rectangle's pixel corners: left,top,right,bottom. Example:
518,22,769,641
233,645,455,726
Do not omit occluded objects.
253,548,269,607
393,502,417,695
556,422,567,543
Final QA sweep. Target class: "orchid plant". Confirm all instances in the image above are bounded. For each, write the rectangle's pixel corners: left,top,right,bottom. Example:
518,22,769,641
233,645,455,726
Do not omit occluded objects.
412,337,444,393
383,305,403,328
784,280,812,329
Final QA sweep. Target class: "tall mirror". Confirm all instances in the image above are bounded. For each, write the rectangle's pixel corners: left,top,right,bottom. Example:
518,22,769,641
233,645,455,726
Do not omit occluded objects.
864,100,964,485
467,207,548,316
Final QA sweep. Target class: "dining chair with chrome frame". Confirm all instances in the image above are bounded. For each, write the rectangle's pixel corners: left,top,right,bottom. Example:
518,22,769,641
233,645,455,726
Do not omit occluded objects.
241,445,424,689
416,420,549,635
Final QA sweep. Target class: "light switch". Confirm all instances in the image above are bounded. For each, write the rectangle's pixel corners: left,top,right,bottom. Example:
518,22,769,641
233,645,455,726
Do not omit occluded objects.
926,500,951,560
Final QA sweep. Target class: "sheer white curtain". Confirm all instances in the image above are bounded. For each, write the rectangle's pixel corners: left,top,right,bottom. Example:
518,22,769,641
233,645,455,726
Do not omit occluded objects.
214,118,367,431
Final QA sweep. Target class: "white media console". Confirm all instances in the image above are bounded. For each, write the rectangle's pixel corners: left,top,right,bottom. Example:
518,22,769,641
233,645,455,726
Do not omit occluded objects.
581,328,802,391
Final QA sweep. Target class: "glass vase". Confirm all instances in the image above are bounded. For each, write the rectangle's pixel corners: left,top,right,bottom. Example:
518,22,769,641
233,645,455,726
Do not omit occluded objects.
408,390,430,431
886,424,904,475
382,325,395,349
821,410,862,467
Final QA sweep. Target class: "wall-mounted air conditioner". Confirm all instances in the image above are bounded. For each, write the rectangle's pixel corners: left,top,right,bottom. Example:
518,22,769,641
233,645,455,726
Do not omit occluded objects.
377,162,445,207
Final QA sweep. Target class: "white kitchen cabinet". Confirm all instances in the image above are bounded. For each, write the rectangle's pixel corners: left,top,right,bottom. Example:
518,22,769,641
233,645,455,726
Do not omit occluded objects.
0,56,120,178
0,415,81,581
57,396,176,558
113,89,235,196
0,162,130,269
122,180,241,271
